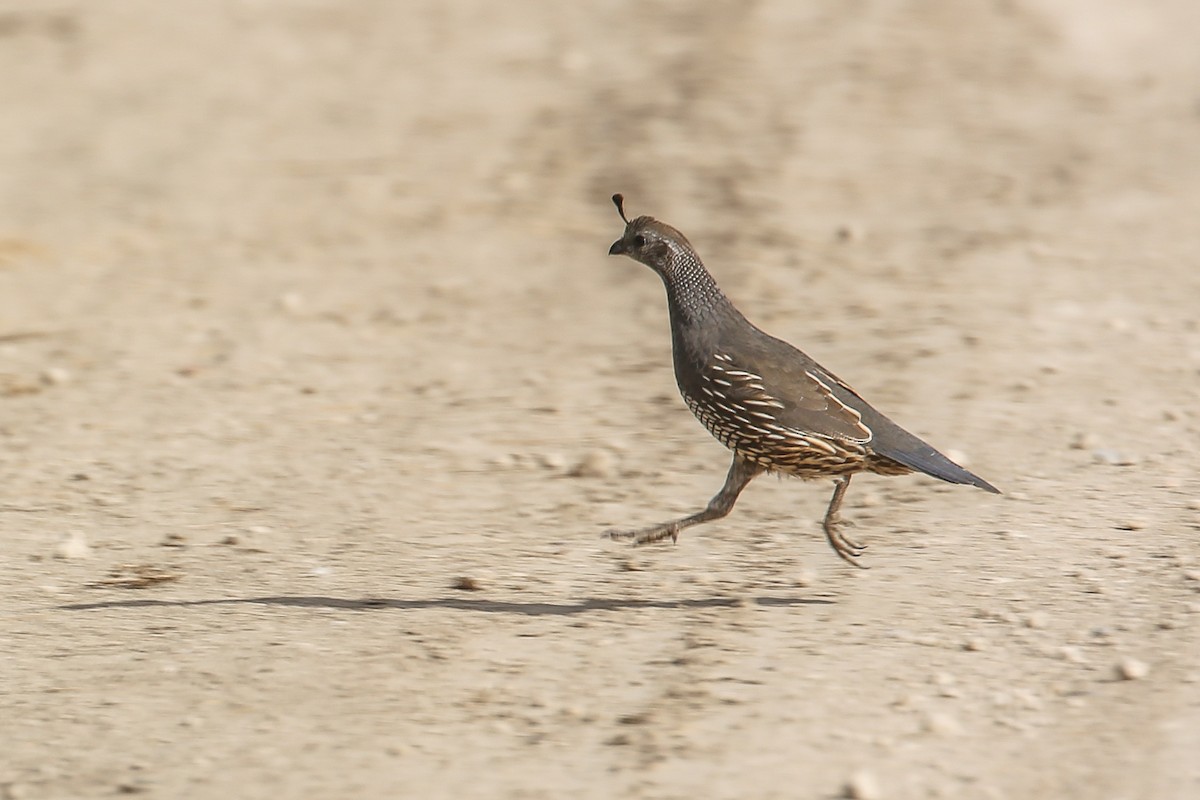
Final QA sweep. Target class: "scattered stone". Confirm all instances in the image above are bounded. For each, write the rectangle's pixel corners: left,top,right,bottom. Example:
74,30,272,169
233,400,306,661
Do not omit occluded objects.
485,453,518,469
793,567,819,587
2,781,30,799
1114,521,1145,532
1012,688,1042,710
857,491,882,507
160,532,186,548
568,449,618,479
931,672,957,690
277,292,305,314
40,366,71,386
922,712,963,737
1025,611,1050,630
963,637,987,652
1058,645,1086,664
534,452,567,471
1115,657,1150,681
843,770,882,800
220,534,239,545
1069,432,1099,450
834,224,862,242
53,531,90,560
452,576,481,591
1182,569,1200,582
1092,449,1139,466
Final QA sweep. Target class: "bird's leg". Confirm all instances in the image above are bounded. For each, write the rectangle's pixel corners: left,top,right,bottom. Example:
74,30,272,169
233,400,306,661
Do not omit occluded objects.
609,456,763,546
822,475,867,568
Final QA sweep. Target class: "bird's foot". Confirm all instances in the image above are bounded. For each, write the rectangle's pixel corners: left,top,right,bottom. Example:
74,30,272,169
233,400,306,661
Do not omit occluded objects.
823,514,867,568
606,524,679,546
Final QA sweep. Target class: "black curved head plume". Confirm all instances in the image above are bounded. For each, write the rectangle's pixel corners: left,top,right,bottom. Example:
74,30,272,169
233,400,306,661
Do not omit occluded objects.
607,194,694,273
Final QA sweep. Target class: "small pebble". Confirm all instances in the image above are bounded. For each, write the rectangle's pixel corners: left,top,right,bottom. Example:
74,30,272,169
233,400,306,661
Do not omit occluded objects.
1115,657,1149,681
843,770,882,800
1013,688,1042,710
931,672,957,688
568,450,617,479
160,532,186,548
534,452,567,471
793,567,818,587
452,576,481,591
834,224,864,243
1092,449,1139,466
1058,645,1086,664
277,292,305,314
857,491,882,507
1025,611,1050,630
1182,569,1200,582
1069,432,1099,450
53,532,90,560
40,366,72,386
963,637,987,652
922,712,963,737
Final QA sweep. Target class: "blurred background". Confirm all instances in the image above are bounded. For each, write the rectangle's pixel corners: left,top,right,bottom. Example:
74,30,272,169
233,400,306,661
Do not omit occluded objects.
2,1,1199,798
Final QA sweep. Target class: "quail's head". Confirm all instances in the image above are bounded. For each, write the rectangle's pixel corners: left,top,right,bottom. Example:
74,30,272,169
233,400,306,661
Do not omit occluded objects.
607,194,694,275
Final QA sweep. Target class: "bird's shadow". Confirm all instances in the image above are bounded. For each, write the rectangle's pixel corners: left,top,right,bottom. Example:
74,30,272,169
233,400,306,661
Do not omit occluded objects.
59,594,833,615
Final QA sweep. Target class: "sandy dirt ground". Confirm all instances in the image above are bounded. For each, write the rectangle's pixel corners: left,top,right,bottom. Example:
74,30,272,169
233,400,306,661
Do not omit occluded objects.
3,1,1200,798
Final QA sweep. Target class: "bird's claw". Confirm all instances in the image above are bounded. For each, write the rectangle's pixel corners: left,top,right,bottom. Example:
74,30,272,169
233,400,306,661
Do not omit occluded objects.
824,515,868,569
605,526,678,546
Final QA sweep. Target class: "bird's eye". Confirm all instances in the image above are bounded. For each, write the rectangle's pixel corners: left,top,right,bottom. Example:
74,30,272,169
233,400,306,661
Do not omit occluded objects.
633,234,647,247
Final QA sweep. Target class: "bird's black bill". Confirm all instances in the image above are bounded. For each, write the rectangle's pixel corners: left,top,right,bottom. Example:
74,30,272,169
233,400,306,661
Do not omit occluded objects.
608,239,627,256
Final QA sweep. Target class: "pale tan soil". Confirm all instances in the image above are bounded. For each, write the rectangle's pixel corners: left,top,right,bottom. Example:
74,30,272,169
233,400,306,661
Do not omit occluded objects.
2,1,1200,798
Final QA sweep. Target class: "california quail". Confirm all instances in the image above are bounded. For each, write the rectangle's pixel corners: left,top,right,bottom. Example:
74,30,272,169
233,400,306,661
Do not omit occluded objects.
605,194,999,567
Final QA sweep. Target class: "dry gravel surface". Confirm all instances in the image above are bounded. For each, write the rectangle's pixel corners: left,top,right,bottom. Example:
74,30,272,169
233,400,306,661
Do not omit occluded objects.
2,1,1200,798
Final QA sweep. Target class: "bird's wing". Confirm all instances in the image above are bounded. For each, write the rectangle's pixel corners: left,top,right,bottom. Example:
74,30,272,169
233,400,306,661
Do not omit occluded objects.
706,336,872,444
